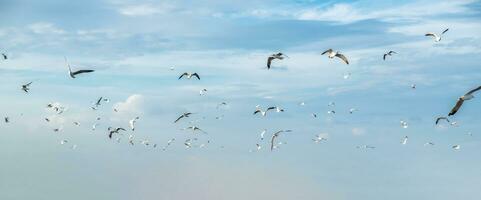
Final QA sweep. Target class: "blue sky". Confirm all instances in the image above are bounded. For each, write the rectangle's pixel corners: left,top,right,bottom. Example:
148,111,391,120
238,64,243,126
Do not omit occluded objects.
1,0,481,199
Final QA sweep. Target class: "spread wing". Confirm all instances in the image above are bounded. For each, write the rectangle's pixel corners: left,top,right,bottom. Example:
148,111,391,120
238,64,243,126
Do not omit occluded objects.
270,134,277,151
174,115,184,123
335,53,349,65
383,54,387,60
72,69,95,76
267,56,275,69
466,86,481,95
178,73,188,79
442,28,449,34
448,98,464,116
253,110,261,115
266,107,276,112
321,49,333,55
192,73,200,80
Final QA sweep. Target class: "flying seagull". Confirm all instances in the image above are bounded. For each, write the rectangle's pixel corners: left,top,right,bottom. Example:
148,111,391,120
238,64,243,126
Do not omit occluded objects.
452,145,461,150
65,57,94,78
107,127,126,139
383,51,397,60
425,28,449,42
435,116,450,125
129,116,140,131
21,82,33,93
321,49,349,65
448,86,481,116
260,129,267,140
270,130,292,151
199,88,207,96
184,126,207,134
178,72,200,80
267,52,287,69
174,112,193,123
401,136,408,145
253,106,280,117
91,97,109,110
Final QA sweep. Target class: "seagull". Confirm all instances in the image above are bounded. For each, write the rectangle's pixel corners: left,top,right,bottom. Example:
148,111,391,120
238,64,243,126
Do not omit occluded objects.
343,73,351,79
411,84,416,89
4,117,9,123
184,126,207,134
107,127,126,139
452,145,461,150
73,122,80,126
45,118,50,122
435,116,450,125
21,82,33,93
311,113,317,118
92,97,109,110
178,72,200,80
128,135,135,145
256,144,261,151
383,51,397,60
270,130,292,151
425,28,449,42
312,134,328,143
327,110,335,114
401,136,408,145
129,116,140,131
92,123,98,131
267,52,287,69
253,106,281,117
174,112,193,123
448,86,481,116
1,53,7,60
216,102,228,109
328,102,335,107
321,49,349,65
260,129,267,140
424,142,435,146
65,57,95,78
356,145,376,149
60,139,68,145
400,120,408,128
349,108,357,114
199,89,207,96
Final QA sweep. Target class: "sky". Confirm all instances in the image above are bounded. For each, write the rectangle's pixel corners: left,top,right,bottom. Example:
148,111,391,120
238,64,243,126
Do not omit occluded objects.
1,0,481,199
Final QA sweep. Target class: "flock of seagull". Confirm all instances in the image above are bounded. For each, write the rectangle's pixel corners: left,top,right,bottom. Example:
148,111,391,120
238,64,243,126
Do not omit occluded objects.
0,27,478,152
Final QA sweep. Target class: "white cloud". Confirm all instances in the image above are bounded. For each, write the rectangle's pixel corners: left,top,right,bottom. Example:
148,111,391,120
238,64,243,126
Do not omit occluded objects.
28,22,66,35
351,127,366,136
118,4,174,16
113,94,145,115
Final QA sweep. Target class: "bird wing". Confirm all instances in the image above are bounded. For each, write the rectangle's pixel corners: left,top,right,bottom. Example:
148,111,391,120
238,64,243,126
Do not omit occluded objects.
178,73,188,79
96,97,103,105
448,98,464,116
321,49,333,55
267,56,274,69
253,110,261,115
174,115,184,123
389,51,397,54
425,33,438,40
383,54,387,60
442,28,449,34
266,107,277,113
466,86,481,95
72,69,95,76
192,73,200,80
270,134,277,151
335,53,349,65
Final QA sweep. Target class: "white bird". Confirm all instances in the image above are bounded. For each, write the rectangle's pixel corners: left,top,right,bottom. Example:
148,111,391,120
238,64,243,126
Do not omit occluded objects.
73,122,80,126
174,112,193,123
449,86,481,116
199,88,207,96
267,52,288,69
425,28,449,42
216,102,228,109
452,145,461,150
129,116,140,131
270,130,292,151
60,139,68,145
349,108,357,114
321,49,349,65
184,126,207,134
256,144,261,151
260,129,267,140
65,57,95,78
312,134,328,143
383,51,397,60
343,73,351,79
327,110,335,114
92,123,98,131
311,113,317,118
356,145,375,149
424,142,435,146
253,106,282,117
401,136,408,145
411,84,416,89
400,120,408,128
178,72,200,80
